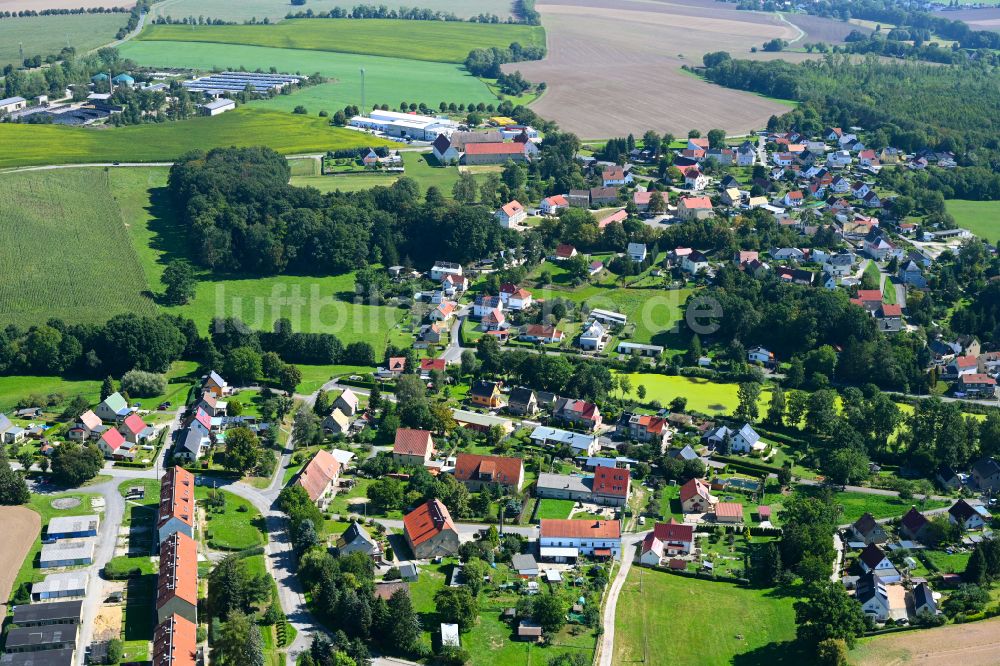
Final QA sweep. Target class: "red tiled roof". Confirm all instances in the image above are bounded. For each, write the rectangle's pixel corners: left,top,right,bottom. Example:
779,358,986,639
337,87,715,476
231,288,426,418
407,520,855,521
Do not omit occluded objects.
679,477,710,503
653,518,694,543
193,408,211,431
880,304,903,317
393,428,433,457
420,358,447,372
592,466,630,498
403,499,456,547
501,200,524,217
464,142,526,155
79,410,101,430
715,502,743,519
555,244,576,258
101,428,125,452
680,196,712,210
158,467,195,529
388,357,406,371
121,413,148,436
157,532,198,610
153,615,197,666
961,373,996,385
543,195,568,207
955,355,979,369
524,324,561,339
297,449,341,502
540,519,620,540
633,414,669,434
453,453,523,487
855,289,882,302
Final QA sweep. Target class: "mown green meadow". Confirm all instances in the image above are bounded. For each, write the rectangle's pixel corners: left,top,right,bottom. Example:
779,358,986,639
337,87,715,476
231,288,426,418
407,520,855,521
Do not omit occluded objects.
614,568,803,665
0,168,157,327
945,199,1000,242
137,19,544,63
0,13,128,68
0,108,389,168
117,41,498,111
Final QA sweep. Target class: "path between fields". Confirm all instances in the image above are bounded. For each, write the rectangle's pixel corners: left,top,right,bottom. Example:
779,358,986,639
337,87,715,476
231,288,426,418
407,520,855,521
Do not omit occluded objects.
775,12,806,44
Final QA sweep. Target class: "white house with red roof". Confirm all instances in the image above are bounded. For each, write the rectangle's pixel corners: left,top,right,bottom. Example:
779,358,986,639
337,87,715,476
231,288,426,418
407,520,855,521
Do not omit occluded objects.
540,195,568,215
959,374,997,398
69,410,103,441
440,273,468,296
482,308,506,331
430,300,457,322
505,288,533,311
602,165,632,187
945,355,980,379
677,196,713,220
120,413,154,444
98,428,129,459
553,397,602,430
553,244,578,260
539,519,621,560
683,167,708,191
496,200,527,229
679,478,716,513
640,519,695,564
188,408,212,437
783,190,804,207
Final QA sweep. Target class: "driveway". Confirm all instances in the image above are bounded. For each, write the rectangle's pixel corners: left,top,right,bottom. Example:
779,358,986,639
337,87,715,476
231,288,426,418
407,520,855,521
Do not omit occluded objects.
596,533,645,666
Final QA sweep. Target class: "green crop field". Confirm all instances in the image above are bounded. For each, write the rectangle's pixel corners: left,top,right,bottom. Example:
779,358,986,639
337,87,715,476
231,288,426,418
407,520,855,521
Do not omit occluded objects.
149,0,515,23
0,13,129,68
0,108,389,168
137,19,544,63
117,41,498,113
616,373,773,415
614,568,804,665
0,168,157,327
945,199,1000,242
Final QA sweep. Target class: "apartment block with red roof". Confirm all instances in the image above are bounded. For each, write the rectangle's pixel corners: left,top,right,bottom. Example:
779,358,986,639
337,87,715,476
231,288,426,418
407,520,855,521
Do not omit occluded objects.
156,532,198,625
158,467,195,545
392,428,435,467
153,614,198,666
452,453,524,492
403,499,459,559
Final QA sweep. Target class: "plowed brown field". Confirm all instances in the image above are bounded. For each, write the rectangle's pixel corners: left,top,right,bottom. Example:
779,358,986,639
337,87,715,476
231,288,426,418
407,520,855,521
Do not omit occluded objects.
852,616,1000,666
506,0,800,137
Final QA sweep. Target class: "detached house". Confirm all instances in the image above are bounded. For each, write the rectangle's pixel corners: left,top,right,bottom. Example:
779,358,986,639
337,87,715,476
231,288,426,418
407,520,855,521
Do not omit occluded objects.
297,450,342,508
856,572,890,622
899,507,930,542
404,499,460,559
332,389,359,417
958,374,997,398
677,196,713,220
948,499,989,531
627,242,648,263
68,410,103,441
620,413,670,449
203,370,229,397
95,392,130,423
602,165,632,187
592,466,630,506
506,387,538,416
469,380,503,409
539,519,621,561
393,428,435,467
858,543,900,582
639,520,694,565
553,398,602,430
540,195,568,215
496,200,527,229
972,457,1000,492
848,513,887,545
679,478,715,513
98,428,129,459
120,413,153,445
520,324,563,345
731,423,764,453
453,453,524,492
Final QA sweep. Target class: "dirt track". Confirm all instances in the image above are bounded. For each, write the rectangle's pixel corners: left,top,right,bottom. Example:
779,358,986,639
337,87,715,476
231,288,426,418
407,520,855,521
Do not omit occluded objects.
0,505,41,616
506,0,800,137
853,617,1000,666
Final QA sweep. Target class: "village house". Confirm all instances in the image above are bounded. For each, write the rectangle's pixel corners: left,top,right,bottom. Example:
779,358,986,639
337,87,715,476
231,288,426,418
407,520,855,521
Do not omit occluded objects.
579,320,608,352
539,519,621,561
95,392,130,423
972,457,1000,492
404,499,460,559
452,453,524,492
506,387,538,416
948,499,990,530
730,423,764,453
627,242,647,263
331,388,359,417
337,522,381,559
591,465,631,506
441,273,468,295
540,194,568,215
173,428,208,463
898,260,927,288
848,513,888,545
430,261,463,281
715,502,744,524
297,449,342,509
900,507,931,542
203,370,229,397
858,543,900,582
553,398,602,430
392,428,435,467
520,324,564,345
747,346,774,366
461,141,537,166
473,294,503,318
496,200,527,229
958,373,997,398
197,392,227,418
677,196,713,220
68,410,103,441
602,165,632,187
98,428,129,460
856,572,890,622
469,380,503,409
530,426,600,456
120,413,153,445
681,250,710,275
639,520,695,565
618,413,671,449
679,477,716,513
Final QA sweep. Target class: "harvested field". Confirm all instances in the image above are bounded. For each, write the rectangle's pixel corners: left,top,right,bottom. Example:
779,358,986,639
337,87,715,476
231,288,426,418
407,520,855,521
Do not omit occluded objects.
851,616,1000,665
783,12,872,43
0,506,41,616
942,8,1000,32
149,0,513,23
508,0,799,137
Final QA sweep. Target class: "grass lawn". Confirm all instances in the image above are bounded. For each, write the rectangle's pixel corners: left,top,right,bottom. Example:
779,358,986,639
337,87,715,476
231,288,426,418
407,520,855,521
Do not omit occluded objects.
149,0,515,22
11,491,101,599
291,172,400,193
883,278,897,305
0,375,102,412
617,373,772,415
137,19,544,64
296,364,374,394
536,498,575,520
196,486,267,550
945,199,1000,242
120,41,499,113
0,108,389,168
613,568,805,665
795,486,949,524
0,168,157,327
921,548,971,574
0,13,128,68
